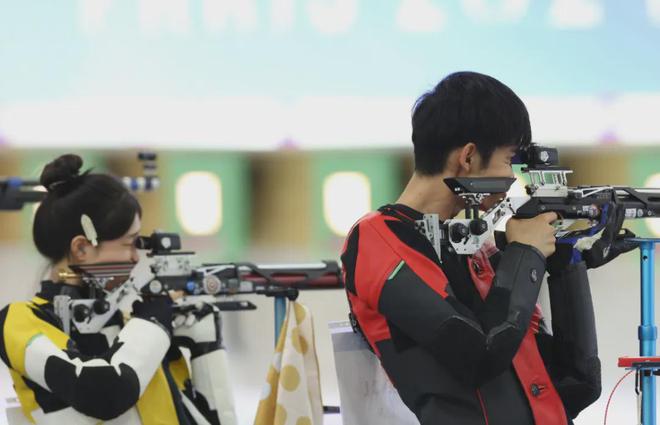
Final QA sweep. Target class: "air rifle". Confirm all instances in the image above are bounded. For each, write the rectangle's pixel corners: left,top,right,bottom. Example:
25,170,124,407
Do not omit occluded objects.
415,144,660,259
0,152,159,211
54,231,342,334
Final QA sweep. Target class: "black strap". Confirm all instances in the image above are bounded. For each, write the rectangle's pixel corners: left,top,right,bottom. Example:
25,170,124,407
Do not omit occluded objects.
346,298,374,353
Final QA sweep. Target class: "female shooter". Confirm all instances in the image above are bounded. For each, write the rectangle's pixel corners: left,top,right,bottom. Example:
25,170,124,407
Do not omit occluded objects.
0,154,236,424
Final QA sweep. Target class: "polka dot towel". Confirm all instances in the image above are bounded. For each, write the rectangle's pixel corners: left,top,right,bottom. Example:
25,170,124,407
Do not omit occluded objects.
254,301,323,425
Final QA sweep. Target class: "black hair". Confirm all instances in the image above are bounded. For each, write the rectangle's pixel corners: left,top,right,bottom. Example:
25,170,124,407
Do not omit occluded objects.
33,154,142,263
411,71,532,175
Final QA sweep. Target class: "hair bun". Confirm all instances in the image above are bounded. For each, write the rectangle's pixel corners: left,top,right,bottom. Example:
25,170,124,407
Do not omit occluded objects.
40,154,84,192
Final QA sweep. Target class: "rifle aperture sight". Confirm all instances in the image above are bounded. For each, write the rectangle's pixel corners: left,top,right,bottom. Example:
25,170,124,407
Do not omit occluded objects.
135,232,181,254
516,144,559,168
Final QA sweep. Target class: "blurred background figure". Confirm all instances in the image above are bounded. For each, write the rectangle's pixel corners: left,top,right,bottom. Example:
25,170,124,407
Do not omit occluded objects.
0,1,659,424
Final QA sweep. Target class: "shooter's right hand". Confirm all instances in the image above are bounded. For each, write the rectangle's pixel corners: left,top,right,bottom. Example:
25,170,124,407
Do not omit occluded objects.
132,295,174,336
506,212,558,258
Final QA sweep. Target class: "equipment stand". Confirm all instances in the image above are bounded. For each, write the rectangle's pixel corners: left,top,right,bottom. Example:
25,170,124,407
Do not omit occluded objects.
640,239,659,424
274,296,286,344
619,239,660,425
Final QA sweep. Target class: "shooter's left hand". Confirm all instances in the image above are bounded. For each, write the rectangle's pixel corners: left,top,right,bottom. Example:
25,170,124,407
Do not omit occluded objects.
578,202,639,269
547,201,639,273
173,302,223,348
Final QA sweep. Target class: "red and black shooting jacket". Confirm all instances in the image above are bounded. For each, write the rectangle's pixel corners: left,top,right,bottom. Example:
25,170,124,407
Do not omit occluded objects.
341,204,601,425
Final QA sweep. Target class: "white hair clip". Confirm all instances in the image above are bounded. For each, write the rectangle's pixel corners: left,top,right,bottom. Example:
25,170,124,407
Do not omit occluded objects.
81,214,98,247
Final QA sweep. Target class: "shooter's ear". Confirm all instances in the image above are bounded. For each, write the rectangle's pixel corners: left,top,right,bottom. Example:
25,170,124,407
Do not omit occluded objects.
458,143,478,174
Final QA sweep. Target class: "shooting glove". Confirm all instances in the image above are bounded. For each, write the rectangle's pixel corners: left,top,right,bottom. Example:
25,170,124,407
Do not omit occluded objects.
547,202,639,274
173,302,225,356
132,295,174,336
577,202,639,268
